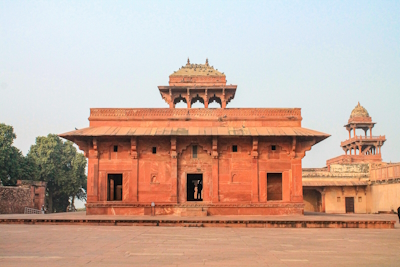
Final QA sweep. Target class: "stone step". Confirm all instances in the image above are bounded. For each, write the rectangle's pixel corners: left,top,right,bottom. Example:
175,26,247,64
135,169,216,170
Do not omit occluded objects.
181,207,208,217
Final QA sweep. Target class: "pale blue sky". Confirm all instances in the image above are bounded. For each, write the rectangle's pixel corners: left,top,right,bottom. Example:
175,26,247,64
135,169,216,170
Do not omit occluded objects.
1,0,399,168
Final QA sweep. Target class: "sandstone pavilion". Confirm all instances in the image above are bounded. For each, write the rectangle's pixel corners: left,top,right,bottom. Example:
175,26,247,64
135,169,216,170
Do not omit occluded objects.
60,59,329,216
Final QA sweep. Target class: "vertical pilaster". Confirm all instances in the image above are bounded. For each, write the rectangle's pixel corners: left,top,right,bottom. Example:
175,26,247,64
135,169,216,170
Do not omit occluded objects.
291,158,303,202
130,137,138,202
171,136,178,203
212,137,219,202
251,137,259,202
87,138,99,202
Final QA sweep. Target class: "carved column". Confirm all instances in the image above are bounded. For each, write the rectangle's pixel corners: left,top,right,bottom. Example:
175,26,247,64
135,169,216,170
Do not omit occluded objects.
221,88,226,108
130,137,138,202
187,89,191,108
251,137,259,202
212,136,219,202
169,89,174,108
171,136,178,203
204,89,208,108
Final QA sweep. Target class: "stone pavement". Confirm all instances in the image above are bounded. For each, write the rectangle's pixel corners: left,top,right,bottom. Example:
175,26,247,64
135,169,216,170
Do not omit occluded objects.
1,223,400,267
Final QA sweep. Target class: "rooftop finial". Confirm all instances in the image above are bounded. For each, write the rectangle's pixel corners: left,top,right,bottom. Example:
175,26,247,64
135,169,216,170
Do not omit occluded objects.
357,101,360,106
206,58,209,66
187,57,190,65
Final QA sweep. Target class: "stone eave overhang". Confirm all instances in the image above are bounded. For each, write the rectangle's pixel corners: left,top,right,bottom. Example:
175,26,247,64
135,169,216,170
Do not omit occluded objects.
59,126,330,145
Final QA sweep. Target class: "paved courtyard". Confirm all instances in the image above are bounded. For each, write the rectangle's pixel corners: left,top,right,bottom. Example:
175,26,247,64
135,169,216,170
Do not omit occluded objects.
1,224,400,266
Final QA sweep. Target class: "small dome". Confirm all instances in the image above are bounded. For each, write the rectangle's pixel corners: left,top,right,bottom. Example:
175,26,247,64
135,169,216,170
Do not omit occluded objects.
350,102,369,118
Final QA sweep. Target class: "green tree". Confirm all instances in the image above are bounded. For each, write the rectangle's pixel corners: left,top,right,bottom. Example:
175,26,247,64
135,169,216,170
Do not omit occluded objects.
27,134,87,212
0,123,36,186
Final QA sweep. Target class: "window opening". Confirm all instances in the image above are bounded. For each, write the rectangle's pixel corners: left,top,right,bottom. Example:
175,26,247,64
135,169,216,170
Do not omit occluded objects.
193,145,198,158
271,145,276,151
267,173,282,201
113,145,118,152
232,145,238,152
108,174,123,201
152,147,157,154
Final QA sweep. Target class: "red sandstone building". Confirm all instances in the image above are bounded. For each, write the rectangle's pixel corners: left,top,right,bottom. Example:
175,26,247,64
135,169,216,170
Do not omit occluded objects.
60,59,329,216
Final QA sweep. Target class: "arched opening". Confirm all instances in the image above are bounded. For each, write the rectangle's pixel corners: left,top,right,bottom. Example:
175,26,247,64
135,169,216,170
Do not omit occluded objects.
303,189,322,212
191,95,205,108
174,95,187,108
208,95,222,108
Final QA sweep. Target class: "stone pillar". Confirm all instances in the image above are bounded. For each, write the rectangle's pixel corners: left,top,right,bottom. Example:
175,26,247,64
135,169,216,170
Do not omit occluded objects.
353,128,356,137
370,127,372,138
221,88,226,109
349,130,351,139
321,189,326,213
212,137,219,202
187,89,191,108
170,136,178,203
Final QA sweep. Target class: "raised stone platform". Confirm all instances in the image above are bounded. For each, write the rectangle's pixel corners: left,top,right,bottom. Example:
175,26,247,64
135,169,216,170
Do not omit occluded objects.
0,212,396,229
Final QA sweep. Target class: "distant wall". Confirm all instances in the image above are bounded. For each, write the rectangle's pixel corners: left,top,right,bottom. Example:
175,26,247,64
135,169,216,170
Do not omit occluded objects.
0,187,33,214
368,163,400,213
368,183,400,213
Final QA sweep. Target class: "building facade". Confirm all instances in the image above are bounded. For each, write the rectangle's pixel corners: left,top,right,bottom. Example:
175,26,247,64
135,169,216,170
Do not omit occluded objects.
60,59,329,216
303,103,399,214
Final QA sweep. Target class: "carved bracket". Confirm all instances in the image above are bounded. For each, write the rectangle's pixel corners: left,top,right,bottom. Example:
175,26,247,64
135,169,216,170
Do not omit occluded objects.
252,137,258,159
290,137,296,159
171,136,177,159
75,139,89,158
131,137,138,159
212,137,218,159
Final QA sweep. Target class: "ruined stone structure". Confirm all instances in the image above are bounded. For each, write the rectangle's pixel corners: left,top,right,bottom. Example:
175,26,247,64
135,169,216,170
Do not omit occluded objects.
0,180,46,214
303,103,399,214
60,59,329,216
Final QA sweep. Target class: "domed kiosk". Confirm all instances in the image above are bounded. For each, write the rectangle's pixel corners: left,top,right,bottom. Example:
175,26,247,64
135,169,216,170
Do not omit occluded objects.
327,102,386,166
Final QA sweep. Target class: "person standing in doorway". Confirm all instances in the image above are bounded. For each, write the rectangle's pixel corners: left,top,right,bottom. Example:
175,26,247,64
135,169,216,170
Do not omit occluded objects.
197,180,203,200
397,206,400,223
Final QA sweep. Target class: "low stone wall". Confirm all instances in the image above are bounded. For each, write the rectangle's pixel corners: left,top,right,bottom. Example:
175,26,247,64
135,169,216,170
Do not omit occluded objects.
0,187,33,214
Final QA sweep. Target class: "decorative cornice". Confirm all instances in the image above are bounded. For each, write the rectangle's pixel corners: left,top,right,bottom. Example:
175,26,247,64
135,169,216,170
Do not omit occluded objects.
90,108,302,121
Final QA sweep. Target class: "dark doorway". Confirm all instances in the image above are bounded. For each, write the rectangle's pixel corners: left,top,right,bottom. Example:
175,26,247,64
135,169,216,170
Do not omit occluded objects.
187,174,203,201
345,197,354,213
108,174,123,201
267,173,283,201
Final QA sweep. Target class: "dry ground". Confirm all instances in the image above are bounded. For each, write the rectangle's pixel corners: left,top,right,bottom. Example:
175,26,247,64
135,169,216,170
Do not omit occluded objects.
1,223,400,266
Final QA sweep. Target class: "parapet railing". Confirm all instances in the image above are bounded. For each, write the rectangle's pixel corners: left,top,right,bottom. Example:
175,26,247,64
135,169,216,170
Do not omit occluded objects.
24,207,42,214
341,135,386,146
